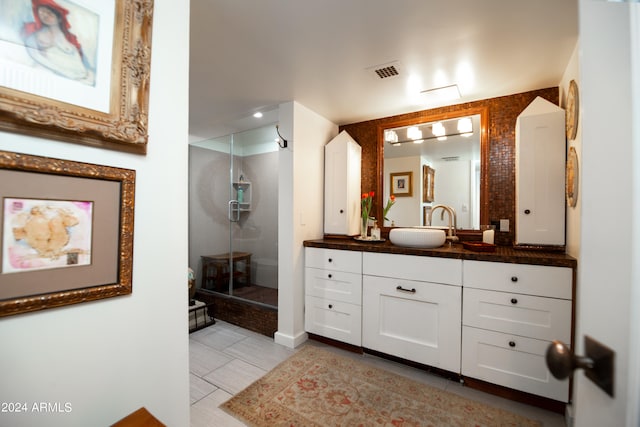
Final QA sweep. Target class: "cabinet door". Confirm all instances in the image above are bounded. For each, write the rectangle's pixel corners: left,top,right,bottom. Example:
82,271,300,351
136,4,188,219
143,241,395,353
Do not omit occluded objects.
362,275,461,372
515,98,566,246
462,326,570,402
305,295,361,346
324,132,361,235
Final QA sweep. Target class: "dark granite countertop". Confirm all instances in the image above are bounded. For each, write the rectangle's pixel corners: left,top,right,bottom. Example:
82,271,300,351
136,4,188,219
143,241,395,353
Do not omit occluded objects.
303,238,577,269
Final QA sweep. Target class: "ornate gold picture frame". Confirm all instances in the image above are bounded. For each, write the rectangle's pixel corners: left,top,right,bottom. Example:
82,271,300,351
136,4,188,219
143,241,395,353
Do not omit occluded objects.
423,165,435,203
0,151,135,317
390,171,413,197
0,0,154,154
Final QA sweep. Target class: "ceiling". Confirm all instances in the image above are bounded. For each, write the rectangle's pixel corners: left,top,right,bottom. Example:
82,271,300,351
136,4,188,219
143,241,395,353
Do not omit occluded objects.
189,1,578,143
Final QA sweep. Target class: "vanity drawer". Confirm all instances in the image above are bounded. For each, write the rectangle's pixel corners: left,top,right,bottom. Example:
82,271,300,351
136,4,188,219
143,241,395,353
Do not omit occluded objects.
305,248,362,274
463,260,572,299
305,295,361,346
363,252,462,285
305,267,362,305
462,326,570,402
463,288,571,342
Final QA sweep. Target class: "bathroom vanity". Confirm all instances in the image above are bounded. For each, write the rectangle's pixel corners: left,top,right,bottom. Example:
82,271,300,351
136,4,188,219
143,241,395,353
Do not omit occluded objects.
303,238,576,408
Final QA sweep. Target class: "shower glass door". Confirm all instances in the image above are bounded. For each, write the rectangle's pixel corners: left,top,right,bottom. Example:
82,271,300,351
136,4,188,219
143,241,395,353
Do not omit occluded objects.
217,125,279,308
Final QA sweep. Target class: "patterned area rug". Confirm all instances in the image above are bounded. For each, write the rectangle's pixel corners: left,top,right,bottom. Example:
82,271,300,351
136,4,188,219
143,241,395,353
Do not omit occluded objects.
221,345,541,426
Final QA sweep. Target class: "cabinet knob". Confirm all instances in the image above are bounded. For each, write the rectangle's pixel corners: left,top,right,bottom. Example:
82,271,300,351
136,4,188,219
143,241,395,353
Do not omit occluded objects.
328,304,333,309
509,341,516,348
328,258,333,263
328,274,332,279
511,276,518,282
524,209,531,215
339,209,344,213
510,298,518,304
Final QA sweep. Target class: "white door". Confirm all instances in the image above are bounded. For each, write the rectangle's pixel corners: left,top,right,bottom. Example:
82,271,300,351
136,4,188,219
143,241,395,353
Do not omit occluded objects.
573,2,639,425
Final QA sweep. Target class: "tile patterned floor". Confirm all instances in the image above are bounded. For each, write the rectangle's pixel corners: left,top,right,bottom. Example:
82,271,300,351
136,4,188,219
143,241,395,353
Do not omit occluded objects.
190,320,568,427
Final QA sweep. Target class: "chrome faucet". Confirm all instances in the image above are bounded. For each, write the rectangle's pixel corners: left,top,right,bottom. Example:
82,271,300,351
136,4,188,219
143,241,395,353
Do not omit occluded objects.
428,204,459,243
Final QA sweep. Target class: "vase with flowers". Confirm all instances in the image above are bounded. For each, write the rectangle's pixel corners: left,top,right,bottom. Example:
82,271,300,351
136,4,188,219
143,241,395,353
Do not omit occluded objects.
360,191,374,239
360,192,396,240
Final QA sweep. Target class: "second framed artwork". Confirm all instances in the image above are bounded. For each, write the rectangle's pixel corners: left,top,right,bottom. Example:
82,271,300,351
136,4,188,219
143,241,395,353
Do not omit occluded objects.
423,165,435,203
390,172,413,197
0,0,154,154
0,150,136,317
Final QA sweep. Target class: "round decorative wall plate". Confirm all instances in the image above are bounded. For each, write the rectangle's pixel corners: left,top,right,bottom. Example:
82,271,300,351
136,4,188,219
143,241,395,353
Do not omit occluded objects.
566,80,579,140
566,146,579,207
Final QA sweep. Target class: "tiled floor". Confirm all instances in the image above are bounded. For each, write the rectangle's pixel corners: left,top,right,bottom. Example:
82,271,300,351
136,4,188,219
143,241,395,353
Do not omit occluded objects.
189,320,567,427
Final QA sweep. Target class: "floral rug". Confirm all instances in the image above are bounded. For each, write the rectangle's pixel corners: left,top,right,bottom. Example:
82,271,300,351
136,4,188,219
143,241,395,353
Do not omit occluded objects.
221,345,541,426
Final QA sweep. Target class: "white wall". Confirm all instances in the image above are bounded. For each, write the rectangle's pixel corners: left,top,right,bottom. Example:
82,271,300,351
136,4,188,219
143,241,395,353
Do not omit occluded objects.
384,156,421,226
276,101,338,348
0,1,190,425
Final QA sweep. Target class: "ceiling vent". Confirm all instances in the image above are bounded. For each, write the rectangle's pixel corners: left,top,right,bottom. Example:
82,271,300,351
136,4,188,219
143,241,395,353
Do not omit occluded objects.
442,156,460,161
367,61,402,79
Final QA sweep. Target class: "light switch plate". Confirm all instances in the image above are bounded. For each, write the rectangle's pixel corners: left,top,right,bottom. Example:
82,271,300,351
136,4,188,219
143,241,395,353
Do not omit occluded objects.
500,219,509,232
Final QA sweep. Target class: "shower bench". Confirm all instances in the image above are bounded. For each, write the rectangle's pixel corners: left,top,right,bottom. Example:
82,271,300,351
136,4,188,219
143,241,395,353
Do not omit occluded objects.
201,252,252,292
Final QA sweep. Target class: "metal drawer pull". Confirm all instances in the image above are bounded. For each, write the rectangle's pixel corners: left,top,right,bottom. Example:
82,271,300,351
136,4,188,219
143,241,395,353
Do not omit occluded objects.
510,298,518,304
511,276,518,282
396,286,416,294
509,341,516,348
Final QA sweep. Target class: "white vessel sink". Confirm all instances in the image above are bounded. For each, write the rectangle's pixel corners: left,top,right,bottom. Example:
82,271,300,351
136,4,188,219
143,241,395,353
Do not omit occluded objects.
389,228,446,248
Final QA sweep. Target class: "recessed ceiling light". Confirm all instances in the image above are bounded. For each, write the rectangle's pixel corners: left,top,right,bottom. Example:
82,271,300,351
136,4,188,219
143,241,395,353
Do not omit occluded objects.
253,112,263,118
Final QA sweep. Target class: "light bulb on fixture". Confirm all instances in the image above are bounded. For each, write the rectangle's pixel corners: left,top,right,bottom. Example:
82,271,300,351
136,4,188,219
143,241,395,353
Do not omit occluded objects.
407,126,423,140
432,122,446,137
457,117,473,134
385,130,398,143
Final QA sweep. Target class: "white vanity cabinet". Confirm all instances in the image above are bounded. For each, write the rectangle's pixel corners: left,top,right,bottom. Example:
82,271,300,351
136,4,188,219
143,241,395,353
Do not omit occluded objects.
362,252,462,373
324,131,362,236
515,96,566,247
304,247,362,346
461,260,573,402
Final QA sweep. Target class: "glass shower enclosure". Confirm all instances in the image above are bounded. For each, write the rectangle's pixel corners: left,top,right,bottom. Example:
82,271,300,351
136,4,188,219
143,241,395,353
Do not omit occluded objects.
189,125,279,310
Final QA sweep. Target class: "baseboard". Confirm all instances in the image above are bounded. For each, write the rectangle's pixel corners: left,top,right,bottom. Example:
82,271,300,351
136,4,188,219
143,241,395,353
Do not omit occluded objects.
274,330,308,348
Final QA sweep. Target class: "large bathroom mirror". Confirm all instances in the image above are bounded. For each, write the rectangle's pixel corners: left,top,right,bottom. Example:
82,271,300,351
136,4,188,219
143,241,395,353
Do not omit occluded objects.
376,106,489,230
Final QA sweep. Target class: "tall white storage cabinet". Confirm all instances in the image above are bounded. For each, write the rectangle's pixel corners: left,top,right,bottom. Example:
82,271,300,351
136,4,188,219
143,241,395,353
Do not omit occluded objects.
324,130,362,236
515,97,566,246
